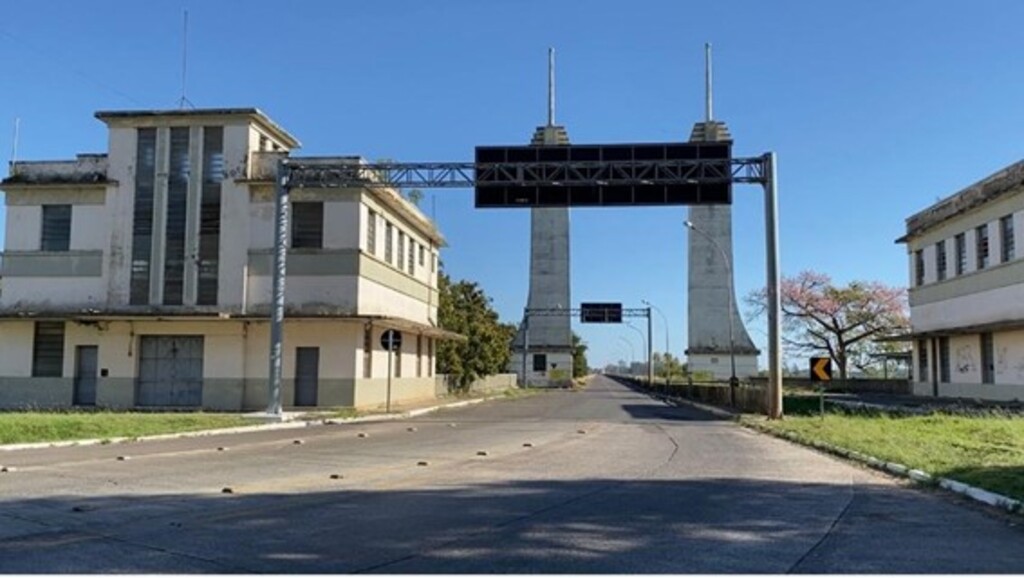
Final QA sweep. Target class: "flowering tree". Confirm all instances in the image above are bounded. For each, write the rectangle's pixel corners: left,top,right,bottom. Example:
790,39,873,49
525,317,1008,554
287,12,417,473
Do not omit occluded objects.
746,271,909,380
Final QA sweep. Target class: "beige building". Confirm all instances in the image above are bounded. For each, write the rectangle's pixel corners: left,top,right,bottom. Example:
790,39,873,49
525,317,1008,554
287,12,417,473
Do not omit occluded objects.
898,159,1024,401
0,108,457,411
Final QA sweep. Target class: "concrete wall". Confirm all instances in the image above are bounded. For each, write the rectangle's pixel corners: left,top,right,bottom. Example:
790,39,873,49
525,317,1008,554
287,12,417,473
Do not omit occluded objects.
912,329,1024,401
435,373,517,397
688,353,759,380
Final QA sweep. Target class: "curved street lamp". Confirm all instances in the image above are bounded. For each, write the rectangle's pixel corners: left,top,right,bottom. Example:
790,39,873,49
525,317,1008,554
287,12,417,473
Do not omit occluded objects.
684,219,739,406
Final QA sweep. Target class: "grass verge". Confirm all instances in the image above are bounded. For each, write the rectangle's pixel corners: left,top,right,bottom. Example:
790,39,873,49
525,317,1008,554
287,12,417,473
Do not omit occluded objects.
0,411,253,445
743,400,1024,503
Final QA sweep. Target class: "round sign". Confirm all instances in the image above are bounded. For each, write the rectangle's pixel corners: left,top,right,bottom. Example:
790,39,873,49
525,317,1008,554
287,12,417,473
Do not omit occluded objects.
380,329,402,351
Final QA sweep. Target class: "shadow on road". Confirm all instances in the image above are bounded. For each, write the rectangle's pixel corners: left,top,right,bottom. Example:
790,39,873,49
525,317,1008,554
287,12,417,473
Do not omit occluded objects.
2,475,1021,573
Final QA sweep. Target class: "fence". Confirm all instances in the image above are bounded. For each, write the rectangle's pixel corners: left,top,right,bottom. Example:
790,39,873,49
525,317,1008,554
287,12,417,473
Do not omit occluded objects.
435,373,518,397
748,376,911,395
609,374,768,414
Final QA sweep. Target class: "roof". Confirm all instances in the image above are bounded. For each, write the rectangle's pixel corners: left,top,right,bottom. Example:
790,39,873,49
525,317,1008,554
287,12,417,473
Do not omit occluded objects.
95,108,301,149
896,158,1024,244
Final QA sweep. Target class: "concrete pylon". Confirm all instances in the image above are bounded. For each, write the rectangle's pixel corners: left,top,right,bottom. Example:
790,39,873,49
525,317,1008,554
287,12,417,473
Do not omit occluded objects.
511,124,573,387
686,120,760,379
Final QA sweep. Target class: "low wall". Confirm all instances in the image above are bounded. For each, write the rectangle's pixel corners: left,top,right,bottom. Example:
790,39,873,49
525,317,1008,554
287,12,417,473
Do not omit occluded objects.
436,373,518,397
749,376,911,395
611,375,768,414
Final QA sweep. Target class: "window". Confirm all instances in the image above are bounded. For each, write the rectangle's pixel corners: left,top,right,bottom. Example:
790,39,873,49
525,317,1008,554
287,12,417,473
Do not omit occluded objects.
938,337,950,383
980,333,994,384
408,239,416,275
131,128,157,305
164,127,190,305
1001,214,1015,262
955,233,966,276
935,241,946,282
914,249,925,286
416,334,423,377
366,210,377,255
32,321,65,377
363,325,372,378
533,353,547,371
419,245,426,267
384,222,393,264
976,224,990,270
197,126,224,306
427,338,434,377
291,202,324,248
917,339,928,383
397,231,405,270
41,205,71,251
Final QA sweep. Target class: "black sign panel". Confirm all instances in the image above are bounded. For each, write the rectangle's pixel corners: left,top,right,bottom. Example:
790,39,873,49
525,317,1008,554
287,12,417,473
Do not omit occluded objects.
580,302,623,323
474,142,731,208
380,329,402,352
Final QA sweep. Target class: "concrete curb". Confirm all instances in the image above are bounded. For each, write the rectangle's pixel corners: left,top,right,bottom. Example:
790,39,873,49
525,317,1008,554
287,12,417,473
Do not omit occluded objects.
742,421,1023,515
0,395,503,453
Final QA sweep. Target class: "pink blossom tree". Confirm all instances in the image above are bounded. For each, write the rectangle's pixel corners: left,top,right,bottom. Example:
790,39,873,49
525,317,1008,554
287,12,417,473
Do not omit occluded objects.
747,271,909,380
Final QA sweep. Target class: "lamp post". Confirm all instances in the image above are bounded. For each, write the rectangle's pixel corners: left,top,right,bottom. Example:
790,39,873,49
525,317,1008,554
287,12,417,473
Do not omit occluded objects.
617,336,636,374
684,220,738,407
641,299,670,382
625,321,649,385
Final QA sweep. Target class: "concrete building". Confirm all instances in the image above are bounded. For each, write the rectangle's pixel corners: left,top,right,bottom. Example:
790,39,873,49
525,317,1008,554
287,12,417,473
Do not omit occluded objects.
897,159,1024,401
685,120,759,379
0,108,456,411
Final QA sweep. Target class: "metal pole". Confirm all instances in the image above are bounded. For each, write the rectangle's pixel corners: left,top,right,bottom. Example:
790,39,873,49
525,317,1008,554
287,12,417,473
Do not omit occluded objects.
521,309,529,387
647,307,654,388
386,344,393,413
267,158,289,417
765,152,783,419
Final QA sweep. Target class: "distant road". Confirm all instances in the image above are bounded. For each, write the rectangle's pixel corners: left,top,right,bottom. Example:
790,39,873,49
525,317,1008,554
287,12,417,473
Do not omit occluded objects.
1,375,1021,573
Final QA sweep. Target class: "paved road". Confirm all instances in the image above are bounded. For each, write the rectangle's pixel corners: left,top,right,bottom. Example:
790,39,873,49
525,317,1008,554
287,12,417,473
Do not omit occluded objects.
1,375,1021,573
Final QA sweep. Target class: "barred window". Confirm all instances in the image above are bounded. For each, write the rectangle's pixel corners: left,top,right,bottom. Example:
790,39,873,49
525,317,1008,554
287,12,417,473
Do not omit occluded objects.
366,209,377,255
397,231,405,271
408,239,416,275
32,321,65,377
292,202,323,249
938,337,950,383
916,339,928,383
976,224,989,270
385,222,393,264
914,250,925,286
955,233,966,275
935,241,946,282
41,205,71,251
1000,215,1015,262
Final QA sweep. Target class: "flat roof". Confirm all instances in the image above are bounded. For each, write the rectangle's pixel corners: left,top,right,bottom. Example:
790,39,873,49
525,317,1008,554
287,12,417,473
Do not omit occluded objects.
95,108,301,149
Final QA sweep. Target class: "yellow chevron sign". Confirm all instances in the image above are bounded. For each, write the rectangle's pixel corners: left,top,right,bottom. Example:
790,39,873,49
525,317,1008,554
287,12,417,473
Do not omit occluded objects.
810,357,832,382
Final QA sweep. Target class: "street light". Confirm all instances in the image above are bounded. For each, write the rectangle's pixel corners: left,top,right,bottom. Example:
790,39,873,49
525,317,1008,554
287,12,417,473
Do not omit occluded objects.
684,219,739,407
625,322,648,381
641,299,670,379
617,336,636,373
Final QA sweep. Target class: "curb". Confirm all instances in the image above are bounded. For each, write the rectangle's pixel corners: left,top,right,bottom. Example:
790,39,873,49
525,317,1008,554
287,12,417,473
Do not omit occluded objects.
0,395,504,453
742,421,1023,515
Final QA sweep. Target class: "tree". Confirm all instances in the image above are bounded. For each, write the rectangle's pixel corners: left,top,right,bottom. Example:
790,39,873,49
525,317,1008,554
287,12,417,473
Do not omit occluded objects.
436,273,515,391
571,332,588,378
746,270,909,381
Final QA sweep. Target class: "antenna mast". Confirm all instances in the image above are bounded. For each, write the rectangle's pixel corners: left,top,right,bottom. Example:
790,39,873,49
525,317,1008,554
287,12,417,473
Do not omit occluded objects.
547,47,555,127
178,10,194,109
10,117,20,173
704,42,713,122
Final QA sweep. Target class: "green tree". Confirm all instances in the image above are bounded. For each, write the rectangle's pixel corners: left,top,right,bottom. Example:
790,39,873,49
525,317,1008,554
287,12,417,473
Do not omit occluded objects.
436,273,514,391
571,332,589,378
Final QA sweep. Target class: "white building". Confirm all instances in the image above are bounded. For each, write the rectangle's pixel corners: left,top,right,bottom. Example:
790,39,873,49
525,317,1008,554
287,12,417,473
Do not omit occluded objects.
898,159,1024,401
0,108,457,411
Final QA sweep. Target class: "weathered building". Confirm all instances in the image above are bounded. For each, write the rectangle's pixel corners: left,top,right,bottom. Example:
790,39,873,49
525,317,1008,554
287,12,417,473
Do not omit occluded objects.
897,159,1024,401
0,108,456,410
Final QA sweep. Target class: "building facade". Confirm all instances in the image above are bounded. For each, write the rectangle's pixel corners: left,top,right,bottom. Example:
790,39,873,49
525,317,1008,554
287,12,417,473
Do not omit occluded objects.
0,108,455,411
898,159,1024,401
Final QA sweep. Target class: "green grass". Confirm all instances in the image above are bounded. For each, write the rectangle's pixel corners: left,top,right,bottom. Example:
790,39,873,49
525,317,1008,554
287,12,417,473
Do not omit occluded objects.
0,411,253,445
745,401,1024,502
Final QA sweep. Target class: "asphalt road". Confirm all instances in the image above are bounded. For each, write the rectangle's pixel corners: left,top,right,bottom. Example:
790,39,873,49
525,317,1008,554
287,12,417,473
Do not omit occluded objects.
1,375,1021,573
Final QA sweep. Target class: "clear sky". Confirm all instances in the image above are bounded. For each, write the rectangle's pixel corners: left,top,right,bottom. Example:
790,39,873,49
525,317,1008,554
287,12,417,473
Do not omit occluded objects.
3,0,1024,368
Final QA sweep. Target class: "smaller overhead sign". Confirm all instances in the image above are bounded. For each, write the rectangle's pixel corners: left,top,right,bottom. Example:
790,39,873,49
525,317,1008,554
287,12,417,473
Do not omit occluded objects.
381,329,402,352
580,303,623,323
810,357,832,382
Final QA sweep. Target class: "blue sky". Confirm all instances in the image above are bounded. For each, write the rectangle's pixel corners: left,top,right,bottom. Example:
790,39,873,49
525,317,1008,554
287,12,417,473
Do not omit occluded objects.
4,0,1024,368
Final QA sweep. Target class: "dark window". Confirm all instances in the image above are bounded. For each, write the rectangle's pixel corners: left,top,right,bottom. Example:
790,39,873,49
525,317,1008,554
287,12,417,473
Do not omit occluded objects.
427,338,434,377
397,231,405,271
41,205,71,251
366,209,377,255
935,241,946,282
955,233,966,275
914,249,925,286
291,202,323,248
198,126,223,305
917,339,928,383
131,128,157,304
419,245,425,267
976,224,989,270
416,335,423,377
981,333,995,384
384,222,393,263
32,321,65,377
408,239,416,275
938,337,950,383
363,325,373,378
533,353,547,371
163,127,190,305
1001,214,1015,262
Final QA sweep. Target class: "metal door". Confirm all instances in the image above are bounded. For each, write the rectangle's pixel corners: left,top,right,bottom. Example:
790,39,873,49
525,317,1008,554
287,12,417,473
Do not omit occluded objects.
137,336,204,407
294,347,319,407
73,346,98,406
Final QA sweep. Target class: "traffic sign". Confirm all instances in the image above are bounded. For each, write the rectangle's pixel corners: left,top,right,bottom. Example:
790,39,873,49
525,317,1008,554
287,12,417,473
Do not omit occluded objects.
381,329,402,352
580,302,623,323
810,357,832,382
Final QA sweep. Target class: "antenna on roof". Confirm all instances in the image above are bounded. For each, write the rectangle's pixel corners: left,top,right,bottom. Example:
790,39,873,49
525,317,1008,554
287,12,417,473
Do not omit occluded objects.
547,47,556,127
9,117,20,174
704,42,713,123
178,10,195,109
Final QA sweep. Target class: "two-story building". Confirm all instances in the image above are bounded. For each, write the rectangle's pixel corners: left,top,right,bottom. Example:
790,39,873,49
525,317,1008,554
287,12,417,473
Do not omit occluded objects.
897,159,1024,401
0,108,458,411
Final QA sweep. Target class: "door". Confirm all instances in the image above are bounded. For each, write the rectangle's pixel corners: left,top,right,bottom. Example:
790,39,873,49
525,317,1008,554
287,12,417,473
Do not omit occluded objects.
137,336,204,407
73,346,98,406
294,347,319,407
